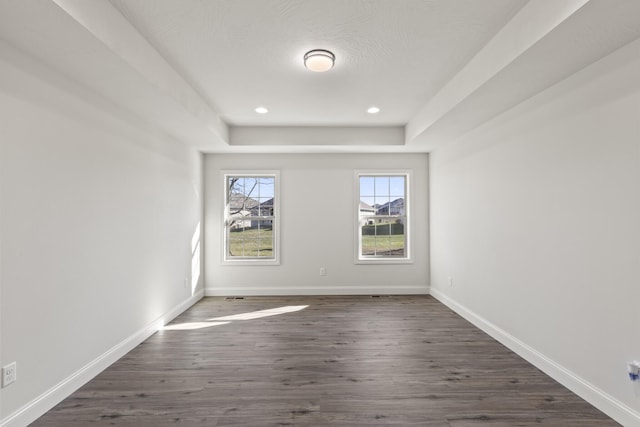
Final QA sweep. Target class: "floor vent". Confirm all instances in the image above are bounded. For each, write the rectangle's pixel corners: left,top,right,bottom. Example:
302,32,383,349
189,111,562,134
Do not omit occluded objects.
370,295,392,298
224,296,245,300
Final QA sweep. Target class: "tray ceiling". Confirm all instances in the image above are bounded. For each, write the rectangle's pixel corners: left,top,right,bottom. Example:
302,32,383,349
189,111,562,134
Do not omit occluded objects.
1,0,638,153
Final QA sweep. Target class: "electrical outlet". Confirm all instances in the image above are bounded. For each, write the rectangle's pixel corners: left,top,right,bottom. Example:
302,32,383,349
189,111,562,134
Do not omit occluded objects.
319,267,326,276
2,362,16,387
448,276,453,286
184,277,189,288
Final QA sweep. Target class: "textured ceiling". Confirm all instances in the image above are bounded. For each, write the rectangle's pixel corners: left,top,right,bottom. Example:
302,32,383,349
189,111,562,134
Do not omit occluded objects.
1,0,639,153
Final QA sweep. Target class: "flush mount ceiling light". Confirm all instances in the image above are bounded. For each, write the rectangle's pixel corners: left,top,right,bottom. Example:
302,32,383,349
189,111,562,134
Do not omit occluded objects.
304,49,335,72
254,106,268,114
367,106,381,114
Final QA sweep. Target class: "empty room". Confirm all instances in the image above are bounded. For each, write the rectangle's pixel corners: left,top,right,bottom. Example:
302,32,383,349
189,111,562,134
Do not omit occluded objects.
1,0,639,426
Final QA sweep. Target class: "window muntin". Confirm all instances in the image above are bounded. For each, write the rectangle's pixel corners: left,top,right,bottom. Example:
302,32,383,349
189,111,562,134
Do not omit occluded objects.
224,173,278,263
357,173,410,262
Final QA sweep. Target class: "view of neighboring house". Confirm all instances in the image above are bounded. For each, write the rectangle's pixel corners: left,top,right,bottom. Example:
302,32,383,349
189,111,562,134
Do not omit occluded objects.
227,192,258,229
251,198,274,228
360,198,405,225
375,198,405,216
359,201,376,224
228,193,274,229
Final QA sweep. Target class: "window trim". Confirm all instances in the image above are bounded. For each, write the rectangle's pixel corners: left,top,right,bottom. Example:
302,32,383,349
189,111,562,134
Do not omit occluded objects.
222,170,280,266
354,170,412,264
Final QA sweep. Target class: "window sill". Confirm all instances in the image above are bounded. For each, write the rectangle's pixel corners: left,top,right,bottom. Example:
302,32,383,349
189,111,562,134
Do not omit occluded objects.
355,258,413,265
222,259,280,266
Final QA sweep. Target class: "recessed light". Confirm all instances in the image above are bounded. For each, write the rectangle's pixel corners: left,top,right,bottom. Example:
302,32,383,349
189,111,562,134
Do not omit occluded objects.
367,106,380,114
255,107,268,114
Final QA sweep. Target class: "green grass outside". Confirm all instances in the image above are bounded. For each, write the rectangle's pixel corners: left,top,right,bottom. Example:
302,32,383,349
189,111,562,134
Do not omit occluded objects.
228,227,273,257
361,234,405,256
228,225,405,257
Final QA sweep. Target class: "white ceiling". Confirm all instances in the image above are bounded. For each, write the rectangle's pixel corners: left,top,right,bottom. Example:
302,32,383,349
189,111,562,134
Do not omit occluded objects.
108,0,526,126
1,0,639,153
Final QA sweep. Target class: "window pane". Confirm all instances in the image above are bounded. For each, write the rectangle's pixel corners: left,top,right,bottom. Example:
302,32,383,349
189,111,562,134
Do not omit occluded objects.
361,223,376,255
256,227,273,239
257,237,273,257
376,234,391,255
258,177,275,199
390,197,404,216
375,197,391,215
389,176,405,198
360,222,405,257
360,176,375,197
228,231,245,257
228,177,242,195
257,198,274,217
387,221,406,256
374,176,389,195
241,237,259,257
243,177,258,197
228,228,274,258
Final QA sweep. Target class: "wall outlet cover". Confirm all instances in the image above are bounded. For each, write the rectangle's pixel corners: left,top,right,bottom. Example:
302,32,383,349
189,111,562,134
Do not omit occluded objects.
2,362,16,387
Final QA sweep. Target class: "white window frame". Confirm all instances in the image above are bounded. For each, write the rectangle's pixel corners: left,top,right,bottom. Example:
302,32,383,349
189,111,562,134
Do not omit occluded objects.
222,171,280,266
354,170,412,264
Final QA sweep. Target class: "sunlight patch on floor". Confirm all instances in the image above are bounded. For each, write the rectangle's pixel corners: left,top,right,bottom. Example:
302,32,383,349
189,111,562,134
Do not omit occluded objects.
162,321,230,331
163,305,308,331
208,305,308,321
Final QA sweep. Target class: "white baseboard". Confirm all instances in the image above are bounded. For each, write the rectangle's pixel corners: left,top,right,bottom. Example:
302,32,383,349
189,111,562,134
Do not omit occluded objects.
205,285,429,297
429,288,640,427
1,290,204,427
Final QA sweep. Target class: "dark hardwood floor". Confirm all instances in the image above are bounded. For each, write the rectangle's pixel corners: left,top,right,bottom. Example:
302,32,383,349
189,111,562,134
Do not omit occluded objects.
33,295,618,426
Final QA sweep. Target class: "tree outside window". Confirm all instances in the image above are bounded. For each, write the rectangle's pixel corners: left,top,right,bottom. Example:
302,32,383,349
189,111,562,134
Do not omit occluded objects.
224,173,278,263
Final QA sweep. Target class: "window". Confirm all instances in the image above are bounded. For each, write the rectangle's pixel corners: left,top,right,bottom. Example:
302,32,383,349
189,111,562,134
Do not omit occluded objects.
224,172,279,264
356,172,410,263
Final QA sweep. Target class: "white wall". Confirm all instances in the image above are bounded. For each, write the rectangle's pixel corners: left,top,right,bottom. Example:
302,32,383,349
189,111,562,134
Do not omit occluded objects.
204,153,429,296
429,39,640,425
0,44,204,425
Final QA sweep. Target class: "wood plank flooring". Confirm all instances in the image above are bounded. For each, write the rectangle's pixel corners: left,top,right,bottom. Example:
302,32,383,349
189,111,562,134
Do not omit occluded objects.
32,296,619,426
